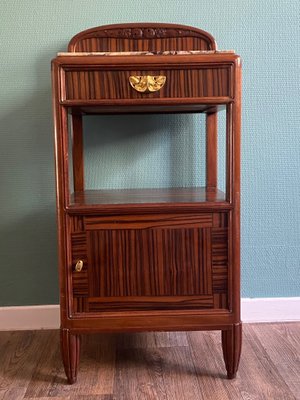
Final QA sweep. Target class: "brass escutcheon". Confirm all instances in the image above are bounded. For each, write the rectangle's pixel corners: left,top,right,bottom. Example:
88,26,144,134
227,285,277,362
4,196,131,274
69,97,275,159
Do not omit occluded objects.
75,260,83,272
129,75,166,93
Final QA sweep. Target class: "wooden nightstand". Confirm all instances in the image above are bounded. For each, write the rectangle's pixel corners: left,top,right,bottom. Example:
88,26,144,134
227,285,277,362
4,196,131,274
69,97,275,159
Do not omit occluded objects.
51,23,242,383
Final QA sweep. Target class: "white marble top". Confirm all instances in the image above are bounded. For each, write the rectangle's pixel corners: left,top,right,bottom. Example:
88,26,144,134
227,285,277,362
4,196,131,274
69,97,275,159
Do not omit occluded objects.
57,50,235,56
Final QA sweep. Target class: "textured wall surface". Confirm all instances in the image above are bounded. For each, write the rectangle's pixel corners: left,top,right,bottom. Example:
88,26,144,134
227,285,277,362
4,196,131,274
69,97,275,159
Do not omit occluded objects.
0,0,299,305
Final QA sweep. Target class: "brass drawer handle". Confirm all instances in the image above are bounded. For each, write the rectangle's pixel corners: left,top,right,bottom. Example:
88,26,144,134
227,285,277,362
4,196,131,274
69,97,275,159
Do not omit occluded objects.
75,260,83,272
129,75,166,93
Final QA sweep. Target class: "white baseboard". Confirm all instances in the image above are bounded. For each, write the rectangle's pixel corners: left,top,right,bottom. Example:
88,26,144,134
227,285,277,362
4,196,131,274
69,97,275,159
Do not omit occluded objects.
0,305,60,331
0,298,299,331
241,297,300,323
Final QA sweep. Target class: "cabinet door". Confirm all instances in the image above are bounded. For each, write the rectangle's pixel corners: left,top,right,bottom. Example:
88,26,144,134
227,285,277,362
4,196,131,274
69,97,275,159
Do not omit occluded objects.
70,213,228,313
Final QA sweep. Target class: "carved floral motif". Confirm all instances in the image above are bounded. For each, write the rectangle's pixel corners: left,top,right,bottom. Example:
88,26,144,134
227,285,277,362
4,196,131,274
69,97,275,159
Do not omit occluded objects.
98,28,195,39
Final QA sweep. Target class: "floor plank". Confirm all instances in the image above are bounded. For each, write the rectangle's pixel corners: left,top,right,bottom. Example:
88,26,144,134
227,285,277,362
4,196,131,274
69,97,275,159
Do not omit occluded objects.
117,331,188,349
0,323,299,400
247,323,300,399
24,333,116,398
113,347,168,400
235,325,296,400
188,330,241,400
25,398,70,400
0,331,51,400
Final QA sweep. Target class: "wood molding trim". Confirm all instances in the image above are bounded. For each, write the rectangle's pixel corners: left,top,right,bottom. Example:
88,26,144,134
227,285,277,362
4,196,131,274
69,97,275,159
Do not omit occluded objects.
0,298,299,331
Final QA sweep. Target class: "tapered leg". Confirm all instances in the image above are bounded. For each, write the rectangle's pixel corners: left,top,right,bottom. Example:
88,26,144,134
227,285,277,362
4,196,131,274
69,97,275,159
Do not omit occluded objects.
60,328,80,384
221,323,242,379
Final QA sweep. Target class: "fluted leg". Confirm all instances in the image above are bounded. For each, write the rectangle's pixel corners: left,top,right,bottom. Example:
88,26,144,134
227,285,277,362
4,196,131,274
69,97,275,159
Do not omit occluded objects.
221,323,242,379
60,328,80,384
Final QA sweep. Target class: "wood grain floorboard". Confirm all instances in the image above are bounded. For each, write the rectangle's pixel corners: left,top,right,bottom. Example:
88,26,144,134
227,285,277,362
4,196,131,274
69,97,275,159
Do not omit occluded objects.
155,346,204,400
188,330,241,400
236,327,297,400
25,398,70,400
113,347,168,400
0,323,299,400
247,323,300,399
0,331,51,400
116,331,188,349
25,396,114,400
24,333,116,398
114,345,203,400
22,331,62,399
69,396,116,400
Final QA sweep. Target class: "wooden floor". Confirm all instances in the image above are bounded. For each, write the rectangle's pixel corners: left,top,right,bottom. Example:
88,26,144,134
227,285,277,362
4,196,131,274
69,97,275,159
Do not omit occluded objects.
0,323,299,400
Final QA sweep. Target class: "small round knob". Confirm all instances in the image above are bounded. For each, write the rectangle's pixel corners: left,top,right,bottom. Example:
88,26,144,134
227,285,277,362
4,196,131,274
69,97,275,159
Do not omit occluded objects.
75,260,83,272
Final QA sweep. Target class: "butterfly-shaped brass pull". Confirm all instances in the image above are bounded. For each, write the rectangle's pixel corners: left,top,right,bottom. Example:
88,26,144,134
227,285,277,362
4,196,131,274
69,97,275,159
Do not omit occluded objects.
129,75,166,93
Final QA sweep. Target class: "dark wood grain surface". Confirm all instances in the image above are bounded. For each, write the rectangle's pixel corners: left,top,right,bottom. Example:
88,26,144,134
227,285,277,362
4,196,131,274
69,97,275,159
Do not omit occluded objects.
64,67,230,101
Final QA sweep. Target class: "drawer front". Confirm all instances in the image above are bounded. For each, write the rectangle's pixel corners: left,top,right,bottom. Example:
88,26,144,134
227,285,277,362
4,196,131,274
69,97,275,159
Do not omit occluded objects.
64,67,231,101
69,213,229,314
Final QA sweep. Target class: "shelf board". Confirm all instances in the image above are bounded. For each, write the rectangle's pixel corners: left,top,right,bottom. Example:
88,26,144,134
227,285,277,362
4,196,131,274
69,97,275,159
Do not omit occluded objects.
68,104,226,115
67,187,231,214
65,98,230,115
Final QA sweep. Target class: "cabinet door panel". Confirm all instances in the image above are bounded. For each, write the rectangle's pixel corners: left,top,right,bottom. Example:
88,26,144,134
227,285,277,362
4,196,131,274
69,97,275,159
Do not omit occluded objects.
70,213,229,313
87,227,212,298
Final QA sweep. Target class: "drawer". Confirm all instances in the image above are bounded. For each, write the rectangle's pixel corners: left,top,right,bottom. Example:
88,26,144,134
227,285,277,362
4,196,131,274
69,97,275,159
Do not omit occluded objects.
63,66,231,101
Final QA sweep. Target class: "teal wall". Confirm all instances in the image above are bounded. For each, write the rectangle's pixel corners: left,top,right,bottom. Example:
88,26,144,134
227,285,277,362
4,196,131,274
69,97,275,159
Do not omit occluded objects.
1,0,299,305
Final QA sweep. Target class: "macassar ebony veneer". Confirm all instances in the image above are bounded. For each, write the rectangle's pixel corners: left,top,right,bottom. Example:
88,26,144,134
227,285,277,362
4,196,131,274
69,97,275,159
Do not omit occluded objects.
51,23,242,384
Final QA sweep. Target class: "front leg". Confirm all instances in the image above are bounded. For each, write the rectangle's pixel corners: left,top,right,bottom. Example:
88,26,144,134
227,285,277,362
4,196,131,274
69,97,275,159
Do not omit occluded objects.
221,323,242,379
60,328,80,384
